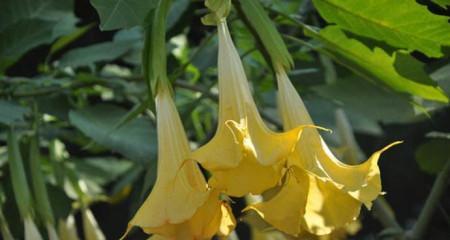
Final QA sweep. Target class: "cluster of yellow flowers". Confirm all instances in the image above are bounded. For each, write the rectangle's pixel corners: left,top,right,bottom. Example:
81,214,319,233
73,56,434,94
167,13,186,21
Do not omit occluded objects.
125,18,400,240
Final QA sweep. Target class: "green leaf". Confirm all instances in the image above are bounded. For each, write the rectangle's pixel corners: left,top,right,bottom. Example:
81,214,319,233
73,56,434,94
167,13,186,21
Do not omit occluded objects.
0,0,74,30
0,20,54,72
69,104,156,164
0,101,29,126
90,0,158,31
312,0,450,57
431,64,450,96
167,0,190,29
74,157,134,186
306,26,448,103
59,40,133,67
313,76,416,124
0,0,77,71
416,138,450,175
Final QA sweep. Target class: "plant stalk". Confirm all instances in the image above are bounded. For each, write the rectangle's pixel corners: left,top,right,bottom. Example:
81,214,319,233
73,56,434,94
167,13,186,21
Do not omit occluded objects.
406,159,450,239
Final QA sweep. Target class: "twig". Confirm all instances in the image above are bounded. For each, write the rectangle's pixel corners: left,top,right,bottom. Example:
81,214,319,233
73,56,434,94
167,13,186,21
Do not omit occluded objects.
406,159,450,240
373,197,403,231
0,79,105,98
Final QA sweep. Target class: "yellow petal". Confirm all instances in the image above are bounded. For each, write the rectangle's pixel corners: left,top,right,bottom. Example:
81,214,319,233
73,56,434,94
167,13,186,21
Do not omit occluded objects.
128,84,210,235
246,168,308,236
191,20,303,196
247,166,363,236
277,68,401,207
302,174,361,235
208,156,284,197
143,190,236,240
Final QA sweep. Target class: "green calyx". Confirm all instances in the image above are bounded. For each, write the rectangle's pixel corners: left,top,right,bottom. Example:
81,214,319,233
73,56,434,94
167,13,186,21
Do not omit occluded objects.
143,0,173,98
202,0,231,26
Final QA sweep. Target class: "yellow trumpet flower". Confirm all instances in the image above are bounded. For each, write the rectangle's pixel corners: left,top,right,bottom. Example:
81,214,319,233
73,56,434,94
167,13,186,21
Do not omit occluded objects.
191,20,304,197
247,68,401,236
126,84,235,239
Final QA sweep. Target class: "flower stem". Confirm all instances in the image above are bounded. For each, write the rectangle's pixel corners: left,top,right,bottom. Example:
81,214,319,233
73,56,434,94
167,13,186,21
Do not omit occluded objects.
406,158,450,240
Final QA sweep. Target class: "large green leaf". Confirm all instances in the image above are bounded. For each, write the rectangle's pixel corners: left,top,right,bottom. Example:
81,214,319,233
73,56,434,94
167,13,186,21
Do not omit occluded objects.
306,26,448,103
312,0,450,57
59,41,133,67
313,76,417,124
69,104,156,164
90,0,157,31
58,28,141,67
0,0,77,71
0,0,74,30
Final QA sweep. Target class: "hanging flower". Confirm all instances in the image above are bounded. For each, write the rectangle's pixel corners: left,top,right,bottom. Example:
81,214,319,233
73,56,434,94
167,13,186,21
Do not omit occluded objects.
126,84,235,239
191,20,306,197
247,68,401,236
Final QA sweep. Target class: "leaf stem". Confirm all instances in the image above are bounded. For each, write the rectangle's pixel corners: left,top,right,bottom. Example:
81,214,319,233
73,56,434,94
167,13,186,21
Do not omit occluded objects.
406,158,450,239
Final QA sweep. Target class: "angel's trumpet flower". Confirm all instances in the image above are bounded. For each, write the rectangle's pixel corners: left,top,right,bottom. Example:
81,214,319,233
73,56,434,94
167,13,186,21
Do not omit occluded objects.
126,84,235,239
191,20,305,197
248,69,401,236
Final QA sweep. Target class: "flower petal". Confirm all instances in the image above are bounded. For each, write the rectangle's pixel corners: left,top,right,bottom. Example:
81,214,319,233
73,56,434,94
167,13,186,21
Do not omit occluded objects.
142,190,235,239
277,68,401,207
246,168,308,236
128,86,209,234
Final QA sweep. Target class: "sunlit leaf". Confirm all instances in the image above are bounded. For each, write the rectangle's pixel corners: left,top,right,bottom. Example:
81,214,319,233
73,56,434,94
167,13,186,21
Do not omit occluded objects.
306,26,449,103
313,0,450,57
